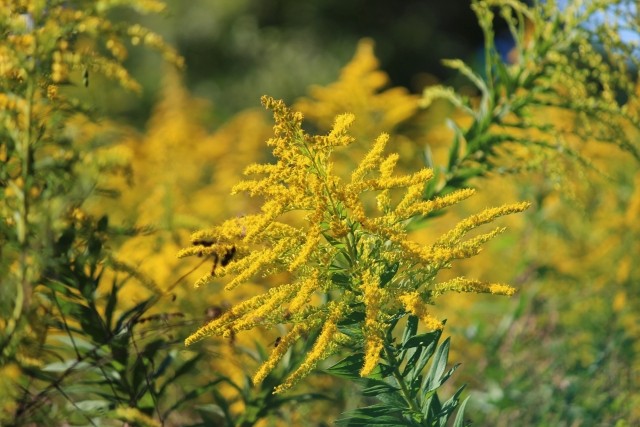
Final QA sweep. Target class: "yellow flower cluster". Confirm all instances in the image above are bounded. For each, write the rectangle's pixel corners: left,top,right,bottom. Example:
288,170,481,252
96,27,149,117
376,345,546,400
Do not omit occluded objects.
0,2,181,92
0,1,185,392
295,38,419,140
179,97,529,392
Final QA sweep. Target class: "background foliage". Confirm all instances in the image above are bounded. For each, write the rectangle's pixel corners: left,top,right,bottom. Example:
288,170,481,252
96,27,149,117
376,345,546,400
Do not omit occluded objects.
1,0,639,426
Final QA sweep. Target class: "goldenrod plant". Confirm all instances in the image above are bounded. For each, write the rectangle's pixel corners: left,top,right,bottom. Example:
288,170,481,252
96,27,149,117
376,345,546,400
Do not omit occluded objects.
416,1,640,424
178,96,529,426
3,0,640,425
0,0,180,362
0,1,196,425
178,1,640,425
421,0,640,198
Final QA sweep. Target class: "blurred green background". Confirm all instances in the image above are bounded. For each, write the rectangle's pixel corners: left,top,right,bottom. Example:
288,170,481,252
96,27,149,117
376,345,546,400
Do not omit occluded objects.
108,0,516,125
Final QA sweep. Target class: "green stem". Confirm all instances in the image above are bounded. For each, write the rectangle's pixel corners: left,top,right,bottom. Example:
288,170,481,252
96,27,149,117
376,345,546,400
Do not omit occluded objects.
383,344,422,417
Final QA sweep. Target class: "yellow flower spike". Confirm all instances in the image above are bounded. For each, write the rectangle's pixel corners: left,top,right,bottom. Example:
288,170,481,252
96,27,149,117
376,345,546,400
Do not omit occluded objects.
360,270,386,376
225,238,293,290
294,38,418,138
432,278,516,299
289,272,321,313
230,288,296,332
399,292,444,331
351,133,389,183
488,283,517,297
431,227,506,264
274,302,348,393
376,190,391,213
361,334,384,377
395,183,424,214
379,153,400,178
436,201,530,246
114,407,161,427
252,322,311,385
329,216,350,238
328,113,356,143
289,223,322,272
395,188,476,219
185,283,298,346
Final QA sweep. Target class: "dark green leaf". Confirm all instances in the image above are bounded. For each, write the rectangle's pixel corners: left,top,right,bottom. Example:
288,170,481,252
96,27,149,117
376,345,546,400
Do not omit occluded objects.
379,262,399,287
438,385,466,424
331,272,352,286
114,297,154,333
375,389,407,409
78,304,108,343
163,379,226,419
336,404,410,426
402,329,440,351
152,353,174,379
424,337,450,392
323,232,346,249
362,379,400,397
447,120,462,170
105,281,118,330
325,353,364,379
452,396,470,427
97,215,108,232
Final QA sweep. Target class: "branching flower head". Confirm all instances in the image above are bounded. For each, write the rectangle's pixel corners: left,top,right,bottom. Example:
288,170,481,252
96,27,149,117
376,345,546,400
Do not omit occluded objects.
179,97,529,392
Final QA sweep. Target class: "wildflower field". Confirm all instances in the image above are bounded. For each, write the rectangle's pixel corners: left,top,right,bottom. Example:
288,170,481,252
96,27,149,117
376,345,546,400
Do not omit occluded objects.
1,1,639,426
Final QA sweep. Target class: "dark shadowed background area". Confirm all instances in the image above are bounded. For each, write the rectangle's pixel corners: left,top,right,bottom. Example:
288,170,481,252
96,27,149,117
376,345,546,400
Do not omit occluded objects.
108,0,517,126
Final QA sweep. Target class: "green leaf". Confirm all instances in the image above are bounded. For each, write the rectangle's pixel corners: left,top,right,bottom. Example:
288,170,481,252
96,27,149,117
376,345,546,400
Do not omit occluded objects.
194,403,228,427
375,388,407,409
422,166,440,200
114,297,154,333
423,392,442,425
398,316,418,362
447,119,462,170
401,329,440,383
42,360,91,373
442,58,489,98
323,232,347,249
404,347,432,389
401,329,441,351
55,226,76,255
437,385,466,425
379,262,399,287
325,353,364,379
331,272,352,286
75,399,110,412
105,281,118,330
164,379,226,419
152,353,174,379
424,338,451,393
422,144,434,169
428,364,461,394
49,334,94,352
452,396,470,427
158,355,202,397
336,404,411,426
78,304,108,343
111,332,130,368
97,215,109,232
361,379,400,397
